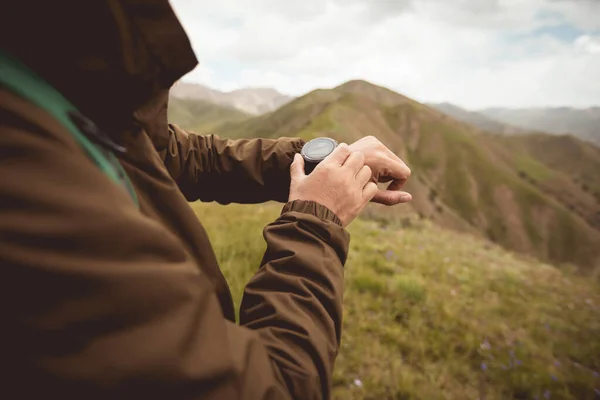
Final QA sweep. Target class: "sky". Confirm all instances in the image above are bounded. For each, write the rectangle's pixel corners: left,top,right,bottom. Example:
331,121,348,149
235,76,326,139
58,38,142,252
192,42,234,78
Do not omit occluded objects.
170,0,600,109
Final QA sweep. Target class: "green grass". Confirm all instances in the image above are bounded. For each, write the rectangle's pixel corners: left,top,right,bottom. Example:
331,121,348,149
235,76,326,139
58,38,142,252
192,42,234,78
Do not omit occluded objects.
515,154,554,183
191,201,600,400
296,102,340,140
437,124,479,224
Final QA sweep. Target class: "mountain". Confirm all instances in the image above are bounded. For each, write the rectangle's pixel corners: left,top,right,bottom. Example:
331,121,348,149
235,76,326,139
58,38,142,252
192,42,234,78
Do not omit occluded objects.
169,79,600,273
485,133,600,231
429,102,522,134
168,97,250,132
430,103,600,147
479,107,600,146
170,81,294,115
430,103,600,231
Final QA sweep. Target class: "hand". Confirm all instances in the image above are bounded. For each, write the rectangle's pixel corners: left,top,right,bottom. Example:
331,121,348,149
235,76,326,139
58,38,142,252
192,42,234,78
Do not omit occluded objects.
348,136,412,206
289,144,378,227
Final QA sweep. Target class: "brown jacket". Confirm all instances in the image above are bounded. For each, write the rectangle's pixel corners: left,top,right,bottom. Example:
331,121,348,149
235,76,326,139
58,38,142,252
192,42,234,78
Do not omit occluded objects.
0,1,348,399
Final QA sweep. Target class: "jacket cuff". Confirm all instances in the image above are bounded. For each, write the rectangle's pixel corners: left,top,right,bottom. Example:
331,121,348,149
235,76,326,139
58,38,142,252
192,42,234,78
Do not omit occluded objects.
282,200,343,227
291,138,306,153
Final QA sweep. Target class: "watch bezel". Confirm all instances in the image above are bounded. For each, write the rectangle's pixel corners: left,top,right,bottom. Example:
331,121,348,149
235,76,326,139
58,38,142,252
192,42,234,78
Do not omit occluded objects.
300,137,339,163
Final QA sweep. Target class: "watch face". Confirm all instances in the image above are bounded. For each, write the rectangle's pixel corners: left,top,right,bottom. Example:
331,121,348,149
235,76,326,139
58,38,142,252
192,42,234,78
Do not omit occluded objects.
302,138,338,162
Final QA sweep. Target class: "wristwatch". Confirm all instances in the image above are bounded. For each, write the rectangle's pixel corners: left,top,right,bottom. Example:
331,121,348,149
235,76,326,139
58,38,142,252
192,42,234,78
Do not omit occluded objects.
301,137,339,174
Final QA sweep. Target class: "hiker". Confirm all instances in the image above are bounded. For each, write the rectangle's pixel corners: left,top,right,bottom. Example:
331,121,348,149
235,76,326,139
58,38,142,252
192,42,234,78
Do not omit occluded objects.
0,1,411,399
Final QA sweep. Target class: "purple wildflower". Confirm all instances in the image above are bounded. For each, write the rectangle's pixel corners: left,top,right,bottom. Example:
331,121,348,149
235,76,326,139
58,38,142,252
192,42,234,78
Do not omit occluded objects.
515,359,523,366
554,361,561,368
551,375,558,381
385,250,394,261
481,363,487,372
544,389,551,399
593,371,599,378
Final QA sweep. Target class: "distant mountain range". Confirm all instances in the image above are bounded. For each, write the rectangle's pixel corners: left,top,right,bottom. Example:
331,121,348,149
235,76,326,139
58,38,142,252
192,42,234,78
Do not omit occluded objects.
168,80,600,273
170,82,600,146
481,107,600,146
429,103,600,146
170,81,294,115
428,103,523,135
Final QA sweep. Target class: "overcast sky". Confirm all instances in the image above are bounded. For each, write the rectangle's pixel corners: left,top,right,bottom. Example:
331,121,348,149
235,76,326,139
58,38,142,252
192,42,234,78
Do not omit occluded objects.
170,0,600,109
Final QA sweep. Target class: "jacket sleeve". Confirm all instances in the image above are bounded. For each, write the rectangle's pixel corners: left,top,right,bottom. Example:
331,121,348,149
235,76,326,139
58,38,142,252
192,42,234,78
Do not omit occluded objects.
241,200,348,399
161,123,305,204
1,95,347,399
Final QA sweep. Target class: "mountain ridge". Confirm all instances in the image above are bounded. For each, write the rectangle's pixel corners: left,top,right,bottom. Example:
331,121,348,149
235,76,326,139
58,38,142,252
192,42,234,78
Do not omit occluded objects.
430,102,600,147
428,102,523,135
481,106,599,146
170,81,294,115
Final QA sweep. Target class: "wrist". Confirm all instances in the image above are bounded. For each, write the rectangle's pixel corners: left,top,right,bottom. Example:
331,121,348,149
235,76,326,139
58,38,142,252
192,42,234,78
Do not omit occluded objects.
282,200,343,227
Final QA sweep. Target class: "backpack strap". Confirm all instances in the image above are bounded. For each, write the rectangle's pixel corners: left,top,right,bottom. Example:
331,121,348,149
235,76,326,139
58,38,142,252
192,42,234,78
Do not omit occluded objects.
0,49,139,208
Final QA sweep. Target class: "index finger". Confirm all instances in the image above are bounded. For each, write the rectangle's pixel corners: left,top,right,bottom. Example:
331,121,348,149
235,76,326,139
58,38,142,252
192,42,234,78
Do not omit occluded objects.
322,143,351,166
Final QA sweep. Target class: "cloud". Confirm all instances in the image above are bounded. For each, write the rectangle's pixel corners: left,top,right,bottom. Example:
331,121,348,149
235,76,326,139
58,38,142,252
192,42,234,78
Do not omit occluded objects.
575,34,600,54
546,0,600,31
183,64,215,84
171,0,600,108
331,0,414,22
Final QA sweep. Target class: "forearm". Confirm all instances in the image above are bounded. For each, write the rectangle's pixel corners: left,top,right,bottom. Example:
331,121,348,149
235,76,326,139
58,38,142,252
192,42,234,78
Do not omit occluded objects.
240,200,349,399
162,124,304,204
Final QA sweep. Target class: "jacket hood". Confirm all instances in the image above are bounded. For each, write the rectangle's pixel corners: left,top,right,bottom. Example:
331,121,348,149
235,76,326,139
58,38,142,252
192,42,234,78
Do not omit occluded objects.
0,0,197,139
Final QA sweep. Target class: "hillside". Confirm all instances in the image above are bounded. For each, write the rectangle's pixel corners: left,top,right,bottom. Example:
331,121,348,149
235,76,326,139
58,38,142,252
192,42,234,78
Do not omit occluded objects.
193,201,600,399
170,81,294,115
479,107,600,146
168,80,600,272
429,105,600,230
484,133,600,232
168,96,250,132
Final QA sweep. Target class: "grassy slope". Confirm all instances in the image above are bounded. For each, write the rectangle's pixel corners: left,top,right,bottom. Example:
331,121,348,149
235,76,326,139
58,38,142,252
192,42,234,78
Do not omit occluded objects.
168,97,250,133
429,105,600,231
215,81,600,273
192,201,600,400
502,134,600,196
483,134,600,232
216,89,342,140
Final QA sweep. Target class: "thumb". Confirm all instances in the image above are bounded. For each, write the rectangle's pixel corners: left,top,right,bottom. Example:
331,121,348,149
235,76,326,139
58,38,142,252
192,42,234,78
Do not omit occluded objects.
290,153,306,180
371,190,412,206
